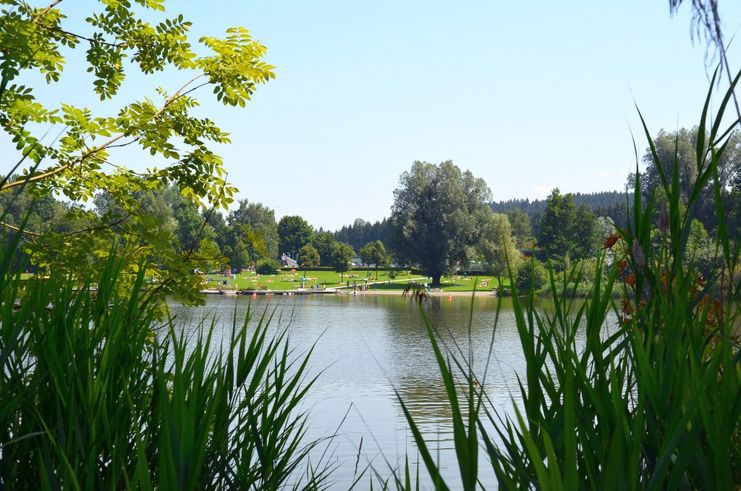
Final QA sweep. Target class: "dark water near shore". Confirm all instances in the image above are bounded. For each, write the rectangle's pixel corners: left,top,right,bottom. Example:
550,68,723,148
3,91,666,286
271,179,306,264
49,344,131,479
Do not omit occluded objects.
168,294,589,489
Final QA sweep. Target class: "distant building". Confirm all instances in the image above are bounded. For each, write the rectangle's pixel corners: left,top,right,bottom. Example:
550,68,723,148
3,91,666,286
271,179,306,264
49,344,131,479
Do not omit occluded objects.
519,248,542,259
281,253,299,268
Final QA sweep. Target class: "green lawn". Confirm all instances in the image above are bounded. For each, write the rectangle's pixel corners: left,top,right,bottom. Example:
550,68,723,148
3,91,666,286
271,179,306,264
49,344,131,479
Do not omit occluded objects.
201,270,507,292
365,276,507,292
21,269,507,292
202,269,424,291
437,275,509,292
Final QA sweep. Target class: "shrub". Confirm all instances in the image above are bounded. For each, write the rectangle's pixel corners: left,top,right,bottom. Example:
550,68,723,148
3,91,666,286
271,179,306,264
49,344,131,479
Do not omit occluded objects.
256,258,280,275
514,258,548,293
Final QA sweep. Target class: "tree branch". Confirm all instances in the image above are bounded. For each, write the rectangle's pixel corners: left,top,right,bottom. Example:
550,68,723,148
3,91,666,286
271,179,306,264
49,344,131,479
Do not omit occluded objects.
0,73,208,192
0,221,42,237
60,214,132,237
45,25,126,49
32,0,63,22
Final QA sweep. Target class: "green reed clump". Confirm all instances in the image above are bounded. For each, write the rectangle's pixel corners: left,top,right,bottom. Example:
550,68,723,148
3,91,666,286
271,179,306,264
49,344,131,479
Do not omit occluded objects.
394,71,740,489
0,241,330,488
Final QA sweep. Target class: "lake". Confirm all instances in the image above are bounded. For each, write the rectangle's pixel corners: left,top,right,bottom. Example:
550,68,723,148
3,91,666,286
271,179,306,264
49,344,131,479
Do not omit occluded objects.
167,293,580,489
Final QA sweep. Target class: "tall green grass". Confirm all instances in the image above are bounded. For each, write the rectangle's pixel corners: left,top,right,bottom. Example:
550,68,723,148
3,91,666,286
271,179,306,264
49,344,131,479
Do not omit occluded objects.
0,241,331,488
393,71,740,489
1,71,739,491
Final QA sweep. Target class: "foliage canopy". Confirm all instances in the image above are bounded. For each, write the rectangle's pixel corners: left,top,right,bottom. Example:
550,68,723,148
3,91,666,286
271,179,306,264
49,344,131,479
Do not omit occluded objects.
390,160,492,286
0,0,274,302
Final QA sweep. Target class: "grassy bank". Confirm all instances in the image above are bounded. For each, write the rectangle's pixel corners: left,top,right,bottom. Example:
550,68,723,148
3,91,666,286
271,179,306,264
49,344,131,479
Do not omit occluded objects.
201,269,508,293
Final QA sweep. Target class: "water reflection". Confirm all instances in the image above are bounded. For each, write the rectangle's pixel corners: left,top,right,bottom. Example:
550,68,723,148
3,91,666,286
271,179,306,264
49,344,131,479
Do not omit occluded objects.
166,294,527,488
396,376,453,421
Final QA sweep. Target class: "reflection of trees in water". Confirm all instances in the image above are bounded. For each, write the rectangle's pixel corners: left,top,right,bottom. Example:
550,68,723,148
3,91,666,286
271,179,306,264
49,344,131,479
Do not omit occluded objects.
392,376,470,449
395,376,455,422
371,295,518,383
368,295,530,442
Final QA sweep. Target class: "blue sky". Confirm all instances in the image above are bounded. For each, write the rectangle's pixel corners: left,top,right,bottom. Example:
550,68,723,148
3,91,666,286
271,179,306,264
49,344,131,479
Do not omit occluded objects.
4,1,741,230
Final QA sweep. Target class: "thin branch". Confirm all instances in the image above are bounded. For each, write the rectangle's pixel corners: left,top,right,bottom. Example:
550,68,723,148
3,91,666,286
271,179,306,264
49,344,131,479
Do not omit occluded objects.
33,1,125,48
184,175,227,257
670,0,741,120
60,214,131,237
0,221,42,237
179,81,211,99
720,39,741,121
32,0,63,22
0,212,133,239
105,136,143,150
0,73,207,192
2,161,73,190
97,157,150,176
46,26,126,49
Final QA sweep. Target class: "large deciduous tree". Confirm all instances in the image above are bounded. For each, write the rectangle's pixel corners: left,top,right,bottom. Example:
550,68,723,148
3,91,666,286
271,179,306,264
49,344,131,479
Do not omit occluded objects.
572,204,599,259
298,243,320,284
0,1,274,303
507,208,534,248
478,213,521,287
636,127,740,233
228,200,279,258
330,242,354,281
390,161,492,287
278,215,313,258
312,231,337,266
360,240,390,279
227,199,278,270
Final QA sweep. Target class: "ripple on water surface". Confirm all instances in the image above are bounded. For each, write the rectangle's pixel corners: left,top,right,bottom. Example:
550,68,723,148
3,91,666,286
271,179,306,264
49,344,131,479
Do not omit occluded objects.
168,294,536,488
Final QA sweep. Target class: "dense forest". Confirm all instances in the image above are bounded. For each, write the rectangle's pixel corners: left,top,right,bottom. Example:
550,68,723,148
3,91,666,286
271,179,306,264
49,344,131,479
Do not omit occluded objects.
490,191,633,229
0,185,611,268
331,191,637,255
3,169,734,286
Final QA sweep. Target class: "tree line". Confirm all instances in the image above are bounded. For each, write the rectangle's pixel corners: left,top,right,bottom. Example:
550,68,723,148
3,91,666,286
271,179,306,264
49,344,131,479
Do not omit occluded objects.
491,190,634,230
3,124,738,293
0,0,736,296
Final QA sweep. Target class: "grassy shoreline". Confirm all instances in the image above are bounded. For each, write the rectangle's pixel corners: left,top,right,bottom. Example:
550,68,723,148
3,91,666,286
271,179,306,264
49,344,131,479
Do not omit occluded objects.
199,269,509,293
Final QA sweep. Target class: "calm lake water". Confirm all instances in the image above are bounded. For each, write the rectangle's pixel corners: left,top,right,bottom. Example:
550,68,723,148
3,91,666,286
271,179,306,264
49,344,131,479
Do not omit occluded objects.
167,293,591,489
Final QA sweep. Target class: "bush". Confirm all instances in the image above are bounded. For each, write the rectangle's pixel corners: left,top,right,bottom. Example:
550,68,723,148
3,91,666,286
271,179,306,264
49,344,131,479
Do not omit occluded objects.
256,258,280,275
550,258,602,297
514,259,548,293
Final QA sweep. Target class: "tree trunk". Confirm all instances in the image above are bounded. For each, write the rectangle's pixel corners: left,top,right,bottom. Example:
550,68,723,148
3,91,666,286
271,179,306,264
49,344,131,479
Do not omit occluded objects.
431,274,442,287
